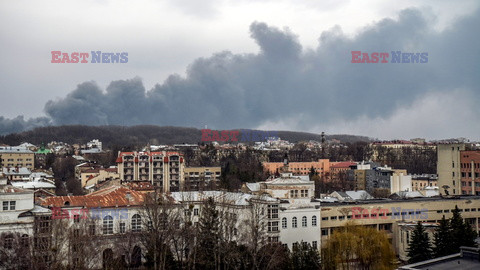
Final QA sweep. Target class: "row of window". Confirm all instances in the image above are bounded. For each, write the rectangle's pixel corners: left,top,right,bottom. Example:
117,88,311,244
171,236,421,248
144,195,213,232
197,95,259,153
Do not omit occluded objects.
460,162,480,169
101,214,141,235
290,190,309,198
461,172,480,178
461,181,480,187
282,216,317,229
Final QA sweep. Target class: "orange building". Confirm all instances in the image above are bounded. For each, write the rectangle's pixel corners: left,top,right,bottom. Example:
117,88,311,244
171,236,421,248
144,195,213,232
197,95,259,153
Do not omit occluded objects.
263,159,330,178
460,151,480,195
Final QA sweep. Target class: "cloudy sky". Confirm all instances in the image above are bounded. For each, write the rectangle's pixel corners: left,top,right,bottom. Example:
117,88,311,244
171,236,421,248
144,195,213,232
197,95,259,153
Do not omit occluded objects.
0,0,479,140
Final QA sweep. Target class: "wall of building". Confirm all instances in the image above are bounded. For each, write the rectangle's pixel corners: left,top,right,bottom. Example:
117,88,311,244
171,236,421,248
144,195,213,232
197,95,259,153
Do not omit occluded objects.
437,144,465,195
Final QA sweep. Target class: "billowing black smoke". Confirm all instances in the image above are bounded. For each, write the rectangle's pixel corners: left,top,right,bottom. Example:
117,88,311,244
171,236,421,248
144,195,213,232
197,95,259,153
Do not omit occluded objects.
1,8,479,136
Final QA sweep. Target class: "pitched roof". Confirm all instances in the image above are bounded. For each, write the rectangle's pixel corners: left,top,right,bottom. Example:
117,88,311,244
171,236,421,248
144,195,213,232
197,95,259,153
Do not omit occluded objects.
40,185,145,208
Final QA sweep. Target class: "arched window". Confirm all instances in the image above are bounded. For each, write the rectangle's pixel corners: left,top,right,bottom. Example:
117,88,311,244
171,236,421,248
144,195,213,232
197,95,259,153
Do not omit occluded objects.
302,216,307,227
312,215,317,227
21,234,29,248
292,217,297,228
132,214,141,232
282,217,287,229
103,215,113,235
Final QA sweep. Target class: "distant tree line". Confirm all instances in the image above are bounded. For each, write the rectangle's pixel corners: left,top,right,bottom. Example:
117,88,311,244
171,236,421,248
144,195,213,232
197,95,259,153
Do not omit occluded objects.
0,125,369,148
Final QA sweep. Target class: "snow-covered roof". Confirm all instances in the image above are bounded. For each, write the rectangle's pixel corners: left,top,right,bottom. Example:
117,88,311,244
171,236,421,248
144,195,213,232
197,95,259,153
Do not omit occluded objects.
245,182,260,192
345,190,373,200
170,191,278,206
11,180,56,189
267,173,313,185
2,167,31,175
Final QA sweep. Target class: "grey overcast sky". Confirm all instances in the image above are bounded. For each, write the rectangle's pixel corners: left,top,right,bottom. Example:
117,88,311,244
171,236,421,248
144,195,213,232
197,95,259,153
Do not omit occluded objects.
0,0,479,140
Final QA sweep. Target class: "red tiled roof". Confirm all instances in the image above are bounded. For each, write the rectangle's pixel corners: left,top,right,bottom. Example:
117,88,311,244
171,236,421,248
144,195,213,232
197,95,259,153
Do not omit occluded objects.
83,168,100,174
331,162,356,168
40,186,145,208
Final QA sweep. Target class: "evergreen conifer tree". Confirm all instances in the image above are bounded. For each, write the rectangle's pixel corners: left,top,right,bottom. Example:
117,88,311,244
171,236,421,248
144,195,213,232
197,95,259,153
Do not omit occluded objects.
407,221,432,263
433,215,452,257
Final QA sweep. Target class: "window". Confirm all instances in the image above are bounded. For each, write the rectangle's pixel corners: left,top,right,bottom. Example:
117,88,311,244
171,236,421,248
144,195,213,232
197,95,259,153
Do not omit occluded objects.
301,190,308,197
322,217,328,221
321,229,328,236
312,216,317,226
339,216,345,220
292,217,297,228
89,225,96,235
132,214,141,232
4,235,13,249
268,205,279,219
120,222,126,233
73,214,80,223
302,216,307,227
193,208,199,216
103,215,113,235
331,216,337,220
282,217,287,229
21,234,29,248
2,201,15,211
312,241,318,249
268,221,279,232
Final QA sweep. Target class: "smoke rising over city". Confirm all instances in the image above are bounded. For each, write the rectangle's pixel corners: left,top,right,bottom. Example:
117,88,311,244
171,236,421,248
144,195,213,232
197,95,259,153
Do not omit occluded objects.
1,7,479,139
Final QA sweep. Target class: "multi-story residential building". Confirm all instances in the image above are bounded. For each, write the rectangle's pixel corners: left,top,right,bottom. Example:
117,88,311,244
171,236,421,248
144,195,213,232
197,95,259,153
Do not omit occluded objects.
0,146,35,170
460,150,480,195
183,166,221,191
347,162,393,193
411,174,438,191
80,167,120,188
116,151,184,192
263,159,330,178
437,143,465,195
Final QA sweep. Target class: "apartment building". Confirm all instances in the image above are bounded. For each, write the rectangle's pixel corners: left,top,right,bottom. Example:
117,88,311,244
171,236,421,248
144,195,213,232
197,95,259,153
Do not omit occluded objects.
437,143,465,195
460,150,480,195
0,146,35,170
183,166,221,191
116,151,184,192
263,159,330,178
411,174,438,191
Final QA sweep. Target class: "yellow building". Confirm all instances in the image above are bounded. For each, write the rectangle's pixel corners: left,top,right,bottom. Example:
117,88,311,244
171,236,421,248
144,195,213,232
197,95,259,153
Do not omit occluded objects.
0,146,35,170
184,166,221,191
80,167,120,188
320,196,480,260
437,144,465,195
